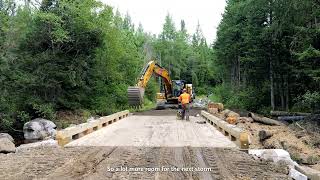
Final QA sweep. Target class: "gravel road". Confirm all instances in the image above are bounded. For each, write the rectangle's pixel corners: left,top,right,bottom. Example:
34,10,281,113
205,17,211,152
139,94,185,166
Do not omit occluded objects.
0,112,289,179
0,146,289,180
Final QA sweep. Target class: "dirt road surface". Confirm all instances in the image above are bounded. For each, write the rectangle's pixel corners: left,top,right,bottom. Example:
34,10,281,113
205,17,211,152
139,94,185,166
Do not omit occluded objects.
0,146,289,180
0,112,290,179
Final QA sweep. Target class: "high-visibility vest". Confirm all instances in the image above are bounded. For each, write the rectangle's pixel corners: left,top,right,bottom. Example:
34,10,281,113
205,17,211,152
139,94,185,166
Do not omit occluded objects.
179,93,191,105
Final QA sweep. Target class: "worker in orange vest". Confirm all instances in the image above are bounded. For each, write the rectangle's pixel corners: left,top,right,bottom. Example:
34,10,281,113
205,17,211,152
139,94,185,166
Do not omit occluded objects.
178,88,191,120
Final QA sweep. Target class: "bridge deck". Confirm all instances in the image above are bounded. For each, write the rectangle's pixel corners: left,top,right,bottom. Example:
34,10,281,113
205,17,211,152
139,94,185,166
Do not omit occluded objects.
66,115,237,147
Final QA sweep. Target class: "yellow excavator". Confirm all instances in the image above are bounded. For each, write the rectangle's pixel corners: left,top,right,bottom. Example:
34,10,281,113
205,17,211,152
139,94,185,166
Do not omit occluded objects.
128,61,194,108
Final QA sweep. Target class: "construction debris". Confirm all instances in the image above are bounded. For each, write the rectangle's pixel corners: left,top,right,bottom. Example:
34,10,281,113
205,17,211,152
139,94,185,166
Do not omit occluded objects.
207,107,319,171
236,113,320,171
208,102,224,112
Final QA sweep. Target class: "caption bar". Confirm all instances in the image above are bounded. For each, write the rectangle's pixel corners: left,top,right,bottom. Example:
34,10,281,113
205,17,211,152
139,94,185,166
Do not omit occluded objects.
107,166,212,172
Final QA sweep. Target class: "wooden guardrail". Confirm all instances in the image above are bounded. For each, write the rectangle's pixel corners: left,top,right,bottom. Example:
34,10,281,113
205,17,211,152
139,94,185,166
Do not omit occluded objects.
201,110,249,149
56,110,130,146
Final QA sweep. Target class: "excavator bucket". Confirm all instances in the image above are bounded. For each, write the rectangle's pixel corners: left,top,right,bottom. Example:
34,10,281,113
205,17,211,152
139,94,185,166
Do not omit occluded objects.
127,86,145,107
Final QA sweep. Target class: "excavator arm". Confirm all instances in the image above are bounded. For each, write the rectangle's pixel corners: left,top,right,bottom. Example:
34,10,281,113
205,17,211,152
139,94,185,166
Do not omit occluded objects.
128,61,173,106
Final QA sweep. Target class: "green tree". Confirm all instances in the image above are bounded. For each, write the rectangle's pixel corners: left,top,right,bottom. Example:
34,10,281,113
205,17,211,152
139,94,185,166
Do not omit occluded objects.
214,0,320,112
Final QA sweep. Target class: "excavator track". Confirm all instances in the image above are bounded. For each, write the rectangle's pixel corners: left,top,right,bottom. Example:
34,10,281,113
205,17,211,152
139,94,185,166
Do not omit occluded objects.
127,86,144,107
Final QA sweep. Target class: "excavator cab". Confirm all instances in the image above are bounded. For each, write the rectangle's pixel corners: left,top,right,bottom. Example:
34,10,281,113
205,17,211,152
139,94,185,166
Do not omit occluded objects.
172,80,185,97
167,80,194,103
154,80,183,108
128,60,194,108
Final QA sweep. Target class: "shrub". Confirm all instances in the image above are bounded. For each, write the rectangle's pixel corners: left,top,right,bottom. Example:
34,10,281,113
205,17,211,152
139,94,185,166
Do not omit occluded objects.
293,91,320,113
27,102,56,120
211,84,232,103
210,83,268,112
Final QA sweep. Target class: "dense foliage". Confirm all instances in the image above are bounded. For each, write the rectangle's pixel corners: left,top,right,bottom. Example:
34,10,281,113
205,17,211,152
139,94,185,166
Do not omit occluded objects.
213,0,320,113
0,0,213,131
0,0,145,130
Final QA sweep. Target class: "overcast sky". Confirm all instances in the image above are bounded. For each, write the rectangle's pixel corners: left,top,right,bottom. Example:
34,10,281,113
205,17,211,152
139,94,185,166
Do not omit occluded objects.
101,0,226,43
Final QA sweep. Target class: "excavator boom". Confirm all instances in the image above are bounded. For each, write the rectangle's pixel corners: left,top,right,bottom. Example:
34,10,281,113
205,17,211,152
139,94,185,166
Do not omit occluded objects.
128,61,173,106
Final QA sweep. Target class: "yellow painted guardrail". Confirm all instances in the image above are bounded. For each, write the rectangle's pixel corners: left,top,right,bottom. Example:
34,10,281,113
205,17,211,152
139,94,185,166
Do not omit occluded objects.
56,110,130,146
201,110,249,149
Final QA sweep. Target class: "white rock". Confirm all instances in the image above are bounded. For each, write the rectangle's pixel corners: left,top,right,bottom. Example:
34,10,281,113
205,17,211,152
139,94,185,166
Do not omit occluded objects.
0,138,15,153
87,117,95,122
289,168,307,180
23,118,57,140
249,149,298,168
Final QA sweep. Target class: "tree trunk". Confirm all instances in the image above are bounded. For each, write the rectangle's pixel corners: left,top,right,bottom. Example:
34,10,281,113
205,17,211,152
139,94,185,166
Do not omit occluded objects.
259,130,274,141
238,55,241,87
280,76,285,109
285,75,289,111
248,112,282,126
277,116,306,122
270,60,275,110
270,111,311,116
222,109,240,118
232,58,237,87
269,0,275,111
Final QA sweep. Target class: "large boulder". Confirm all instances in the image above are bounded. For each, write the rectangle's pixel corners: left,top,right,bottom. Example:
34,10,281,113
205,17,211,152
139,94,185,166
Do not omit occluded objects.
249,149,298,168
23,118,57,140
0,138,15,153
0,133,14,143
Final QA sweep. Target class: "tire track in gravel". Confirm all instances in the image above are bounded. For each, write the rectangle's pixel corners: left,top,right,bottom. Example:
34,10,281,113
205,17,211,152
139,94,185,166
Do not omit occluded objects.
211,148,290,180
45,147,117,180
185,147,199,178
201,148,235,180
191,147,213,180
85,147,160,180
